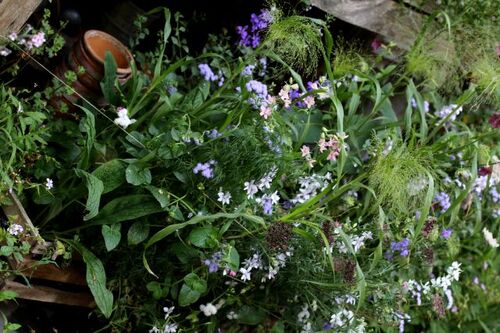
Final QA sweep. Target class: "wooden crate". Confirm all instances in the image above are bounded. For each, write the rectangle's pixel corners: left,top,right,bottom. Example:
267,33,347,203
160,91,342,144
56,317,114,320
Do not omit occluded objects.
0,0,44,37
1,192,94,308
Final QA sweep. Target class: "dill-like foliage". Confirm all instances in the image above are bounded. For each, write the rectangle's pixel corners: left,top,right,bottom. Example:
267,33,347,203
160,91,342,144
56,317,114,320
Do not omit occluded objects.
331,38,365,77
368,139,434,217
265,15,324,76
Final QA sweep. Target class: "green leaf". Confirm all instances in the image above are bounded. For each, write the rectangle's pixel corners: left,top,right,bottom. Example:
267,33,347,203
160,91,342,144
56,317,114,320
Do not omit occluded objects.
125,163,152,186
188,226,218,248
0,290,17,301
146,186,170,208
0,246,13,256
224,245,239,271
146,281,169,300
87,194,163,226
92,160,126,193
76,169,104,221
127,221,150,245
77,107,96,170
271,321,285,333
100,51,118,104
101,224,121,251
71,242,113,318
178,273,206,307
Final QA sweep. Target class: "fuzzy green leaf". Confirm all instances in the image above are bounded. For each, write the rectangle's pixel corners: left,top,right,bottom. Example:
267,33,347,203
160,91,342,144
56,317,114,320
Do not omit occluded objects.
92,160,126,194
76,169,104,221
126,163,152,186
128,221,150,245
101,224,121,251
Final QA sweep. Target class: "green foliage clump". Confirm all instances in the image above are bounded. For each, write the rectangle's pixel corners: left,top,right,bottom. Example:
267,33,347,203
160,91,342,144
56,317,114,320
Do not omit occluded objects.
368,140,434,216
265,15,323,76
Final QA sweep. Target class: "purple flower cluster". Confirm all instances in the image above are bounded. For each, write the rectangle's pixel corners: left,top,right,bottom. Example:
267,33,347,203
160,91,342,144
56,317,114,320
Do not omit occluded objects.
434,191,451,212
236,9,273,48
193,160,216,179
386,238,410,259
198,64,224,86
262,197,273,215
245,80,269,108
203,252,223,273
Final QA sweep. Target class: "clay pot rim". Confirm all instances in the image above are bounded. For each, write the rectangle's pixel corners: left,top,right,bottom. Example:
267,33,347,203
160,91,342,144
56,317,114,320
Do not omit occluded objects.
82,30,133,75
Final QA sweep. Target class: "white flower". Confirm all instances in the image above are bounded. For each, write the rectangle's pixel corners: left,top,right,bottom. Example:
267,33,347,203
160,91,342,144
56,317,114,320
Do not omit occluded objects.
163,323,178,333
149,327,160,333
267,265,279,280
297,305,310,323
45,178,54,190
7,224,24,236
17,102,23,113
447,261,462,281
163,306,175,319
217,188,231,205
300,322,312,333
114,107,136,129
444,288,454,310
311,300,318,312
227,311,239,320
244,180,258,198
483,228,499,248
200,303,217,316
239,267,251,281
345,294,357,305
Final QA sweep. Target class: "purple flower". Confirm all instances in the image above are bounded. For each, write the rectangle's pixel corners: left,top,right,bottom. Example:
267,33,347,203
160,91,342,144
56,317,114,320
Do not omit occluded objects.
241,64,255,76
193,161,216,179
203,252,222,273
236,25,251,47
388,238,410,258
205,129,222,139
251,34,261,48
30,32,46,48
262,198,273,215
250,10,272,32
434,191,451,212
441,228,453,239
198,64,219,82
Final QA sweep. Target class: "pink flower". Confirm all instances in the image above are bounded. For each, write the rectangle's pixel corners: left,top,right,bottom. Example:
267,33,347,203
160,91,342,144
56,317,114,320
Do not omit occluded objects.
304,95,315,109
327,149,340,161
307,158,316,168
300,145,311,157
260,106,272,119
279,88,291,108
30,32,46,48
318,138,329,152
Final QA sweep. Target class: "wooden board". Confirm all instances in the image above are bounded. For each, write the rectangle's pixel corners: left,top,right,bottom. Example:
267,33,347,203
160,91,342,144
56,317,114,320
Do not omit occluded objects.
310,0,443,50
0,0,43,37
4,280,95,308
15,258,87,286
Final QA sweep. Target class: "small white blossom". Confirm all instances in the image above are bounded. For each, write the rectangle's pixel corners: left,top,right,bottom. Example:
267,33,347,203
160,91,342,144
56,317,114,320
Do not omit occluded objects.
483,228,499,248
163,306,175,319
227,311,239,320
113,107,136,129
45,178,54,190
163,323,178,333
217,188,232,205
7,224,24,236
244,180,259,198
239,267,251,281
200,303,217,316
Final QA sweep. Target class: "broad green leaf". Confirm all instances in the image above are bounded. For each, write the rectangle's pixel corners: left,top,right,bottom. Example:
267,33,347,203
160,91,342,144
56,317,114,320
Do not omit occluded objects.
128,221,150,245
146,186,170,208
77,107,96,170
126,163,152,186
178,273,206,307
224,245,240,271
188,226,218,248
92,160,126,193
101,224,121,251
87,194,162,226
71,241,113,318
76,169,104,221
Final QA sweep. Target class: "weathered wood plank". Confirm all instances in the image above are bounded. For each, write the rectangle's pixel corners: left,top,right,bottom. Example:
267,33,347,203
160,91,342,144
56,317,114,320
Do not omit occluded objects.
311,0,443,50
4,280,95,308
15,258,87,286
402,0,438,14
0,0,44,37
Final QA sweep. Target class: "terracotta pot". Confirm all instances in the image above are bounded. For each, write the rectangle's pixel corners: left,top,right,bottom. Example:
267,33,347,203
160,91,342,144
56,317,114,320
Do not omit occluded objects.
51,30,133,112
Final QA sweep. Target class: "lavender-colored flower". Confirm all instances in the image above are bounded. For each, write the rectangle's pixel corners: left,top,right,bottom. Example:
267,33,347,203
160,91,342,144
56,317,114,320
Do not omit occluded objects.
251,34,261,48
8,32,17,41
198,64,219,82
441,228,453,239
193,161,216,179
241,64,255,76
262,197,273,215
236,25,251,47
30,32,46,48
7,224,24,236
0,46,12,57
434,191,451,212
389,238,411,258
205,129,222,139
203,252,222,273
435,104,463,122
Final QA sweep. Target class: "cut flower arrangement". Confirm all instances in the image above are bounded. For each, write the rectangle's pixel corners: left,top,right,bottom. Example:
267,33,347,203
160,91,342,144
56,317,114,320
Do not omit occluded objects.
0,4,499,333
